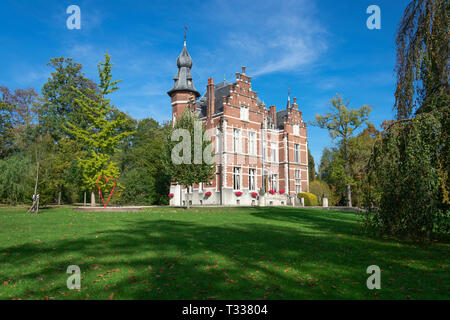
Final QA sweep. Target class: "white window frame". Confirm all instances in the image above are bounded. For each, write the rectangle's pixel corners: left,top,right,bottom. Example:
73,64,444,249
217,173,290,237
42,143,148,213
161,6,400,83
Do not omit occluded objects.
215,128,221,154
270,142,278,163
233,167,241,190
294,144,300,163
248,131,256,155
269,174,278,192
293,124,299,136
295,169,301,193
249,168,256,191
240,106,249,121
233,128,241,153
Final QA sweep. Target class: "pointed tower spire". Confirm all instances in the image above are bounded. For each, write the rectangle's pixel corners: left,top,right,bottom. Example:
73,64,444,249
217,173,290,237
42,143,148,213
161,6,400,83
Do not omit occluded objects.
286,88,291,109
167,27,200,97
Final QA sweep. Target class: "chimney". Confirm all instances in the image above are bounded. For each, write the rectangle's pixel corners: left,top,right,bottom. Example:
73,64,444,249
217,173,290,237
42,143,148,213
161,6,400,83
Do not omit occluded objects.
293,97,298,110
242,66,246,74
207,77,215,118
269,105,277,127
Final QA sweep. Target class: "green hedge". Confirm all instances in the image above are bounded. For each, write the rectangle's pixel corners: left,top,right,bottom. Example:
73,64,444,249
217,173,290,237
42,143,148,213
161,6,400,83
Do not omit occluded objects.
298,192,319,206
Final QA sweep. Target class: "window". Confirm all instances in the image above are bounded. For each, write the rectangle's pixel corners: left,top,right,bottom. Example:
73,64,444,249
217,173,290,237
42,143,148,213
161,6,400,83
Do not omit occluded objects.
293,124,299,136
249,168,256,191
268,174,278,192
233,167,241,190
263,141,268,161
270,143,278,162
295,170,301,193
294,144,300,163
240,106,249,121
215,128,221,153
233,128,241,153
248,131,256,155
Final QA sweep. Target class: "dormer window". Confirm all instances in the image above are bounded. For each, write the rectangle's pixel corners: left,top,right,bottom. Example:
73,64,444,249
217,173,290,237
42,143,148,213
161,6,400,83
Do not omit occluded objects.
293,124,300,136
240,106,249,121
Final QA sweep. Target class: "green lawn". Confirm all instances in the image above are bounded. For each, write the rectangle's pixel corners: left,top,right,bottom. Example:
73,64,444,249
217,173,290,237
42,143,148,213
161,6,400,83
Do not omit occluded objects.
0,206,448,300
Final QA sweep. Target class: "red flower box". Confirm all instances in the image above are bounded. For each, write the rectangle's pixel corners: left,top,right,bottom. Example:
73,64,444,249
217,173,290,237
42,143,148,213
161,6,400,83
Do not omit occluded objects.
251,192,259,198
235,191,243,196
279,190,285,194
205,191,212,197
168,193,174,198
268,190,276,195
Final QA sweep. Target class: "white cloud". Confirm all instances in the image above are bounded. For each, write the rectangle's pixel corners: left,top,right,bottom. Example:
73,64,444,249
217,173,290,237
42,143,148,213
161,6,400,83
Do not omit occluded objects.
199,0,328,77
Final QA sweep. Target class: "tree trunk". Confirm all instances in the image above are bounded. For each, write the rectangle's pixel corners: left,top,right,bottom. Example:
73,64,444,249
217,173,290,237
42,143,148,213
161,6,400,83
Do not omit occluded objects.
186,187,190,210
91,190,96,206
343,141,352,207
28,159,40,214
58,191,61,205
84,191,86,206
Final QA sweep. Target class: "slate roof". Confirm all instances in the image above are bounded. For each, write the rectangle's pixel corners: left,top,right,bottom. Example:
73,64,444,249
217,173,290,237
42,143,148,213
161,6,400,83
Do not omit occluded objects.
167,41,200,97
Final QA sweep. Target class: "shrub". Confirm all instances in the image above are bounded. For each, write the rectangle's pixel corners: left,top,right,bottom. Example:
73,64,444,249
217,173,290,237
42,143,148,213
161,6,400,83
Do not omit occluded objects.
297,192,319,206
0,154,33,205
309,180,332,205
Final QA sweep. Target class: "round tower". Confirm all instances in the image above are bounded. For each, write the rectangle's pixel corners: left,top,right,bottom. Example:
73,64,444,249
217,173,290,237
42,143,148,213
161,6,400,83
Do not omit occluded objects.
168,31,200,122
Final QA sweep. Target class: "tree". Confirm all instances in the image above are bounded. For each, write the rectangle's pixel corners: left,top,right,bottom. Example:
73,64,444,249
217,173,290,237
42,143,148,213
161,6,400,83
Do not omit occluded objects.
64,53,134,205
40,57,97,142
0,86,39,152
119,118,171,205
309,180,332,205
0,98,14,159
307,149,316,182
311,94,371,206
394,0,449,119
364,108,448,240
361,0,449,241
0,154,33,205
165,109,215,209
318,147,333,181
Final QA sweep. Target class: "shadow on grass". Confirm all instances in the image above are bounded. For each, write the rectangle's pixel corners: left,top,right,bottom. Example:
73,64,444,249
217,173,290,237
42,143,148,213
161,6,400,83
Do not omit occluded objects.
1,210,448,300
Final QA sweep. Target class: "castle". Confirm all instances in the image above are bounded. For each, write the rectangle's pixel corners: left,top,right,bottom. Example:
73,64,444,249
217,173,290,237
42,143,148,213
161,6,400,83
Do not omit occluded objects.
168,38,309,206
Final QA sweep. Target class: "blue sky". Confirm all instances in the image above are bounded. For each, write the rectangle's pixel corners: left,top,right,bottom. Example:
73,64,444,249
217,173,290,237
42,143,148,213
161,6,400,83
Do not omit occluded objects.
0,0,410,166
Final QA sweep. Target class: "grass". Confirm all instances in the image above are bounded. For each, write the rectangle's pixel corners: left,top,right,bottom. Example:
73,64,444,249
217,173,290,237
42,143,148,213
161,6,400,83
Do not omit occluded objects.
0,205,448,300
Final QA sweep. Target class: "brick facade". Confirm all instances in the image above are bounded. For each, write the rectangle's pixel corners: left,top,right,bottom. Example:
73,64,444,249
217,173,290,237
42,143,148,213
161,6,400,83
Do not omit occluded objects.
168,41,308,206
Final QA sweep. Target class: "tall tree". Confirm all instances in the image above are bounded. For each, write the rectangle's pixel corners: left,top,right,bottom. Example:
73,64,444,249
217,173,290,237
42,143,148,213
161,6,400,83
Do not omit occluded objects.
311,94,371,207
0,86,39,151
40,57,97,142
119,118,171,205
64,53,134,205
394,0,449,119
0,97,14,159
307,149,316,183
165,109,215,209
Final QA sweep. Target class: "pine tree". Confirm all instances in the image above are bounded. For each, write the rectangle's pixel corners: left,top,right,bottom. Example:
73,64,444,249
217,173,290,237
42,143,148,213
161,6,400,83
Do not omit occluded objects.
64,53,134,205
